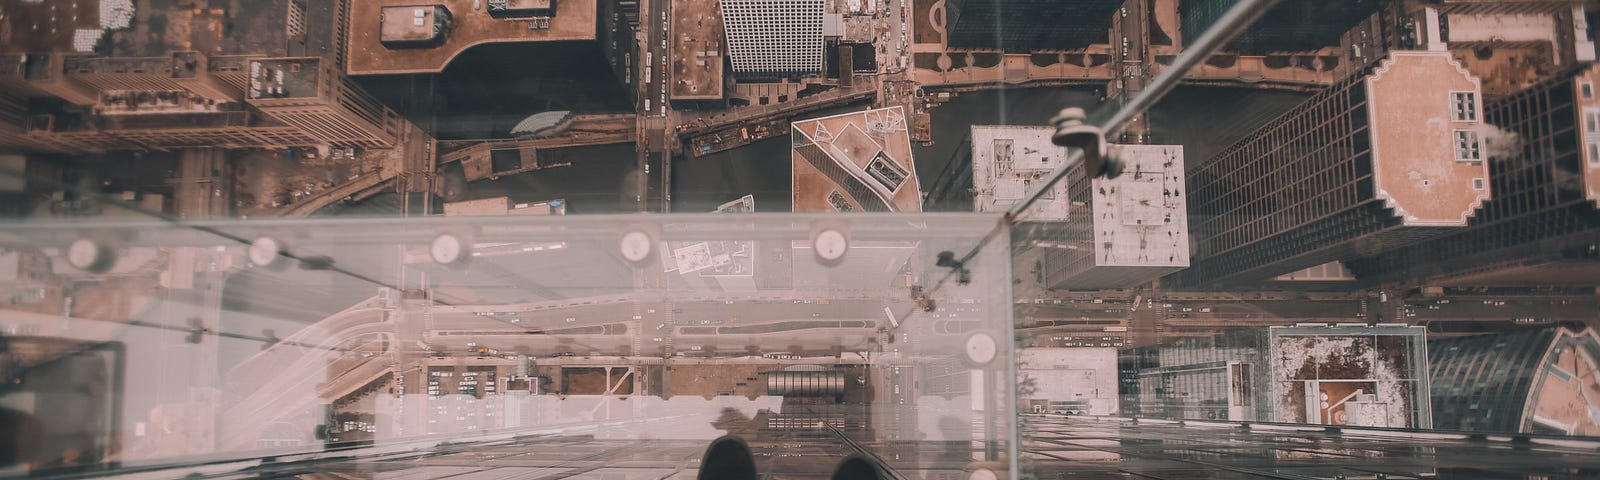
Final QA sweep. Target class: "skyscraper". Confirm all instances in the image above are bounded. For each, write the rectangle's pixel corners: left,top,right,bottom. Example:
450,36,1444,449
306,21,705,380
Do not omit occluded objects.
1429,326,1600,435
1123,324,1433,428
246,57,403,148
971,126,1189,290
719,0,824,78
1044,144,1189,289
0,0,411,153
1180,51,1490,287
1349,64,1600,286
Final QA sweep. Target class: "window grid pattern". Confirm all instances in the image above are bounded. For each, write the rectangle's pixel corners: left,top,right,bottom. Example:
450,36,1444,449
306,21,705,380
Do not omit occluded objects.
1122,332,1267,421
719,0,824,74
1182,70,1392,285
1452,91,1477,122
1428,329,1555,432
1048,164,1096,282
1454,130,1481,161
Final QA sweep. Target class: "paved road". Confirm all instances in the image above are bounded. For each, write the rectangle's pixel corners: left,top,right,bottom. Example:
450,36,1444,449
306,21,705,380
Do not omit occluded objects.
629,0,671,210
1404,296,1599,326
645,0,668,117
1010,292,1600,343
890,0,909,73
1161,298,1360,323
221,299,390,451
421,298,932,357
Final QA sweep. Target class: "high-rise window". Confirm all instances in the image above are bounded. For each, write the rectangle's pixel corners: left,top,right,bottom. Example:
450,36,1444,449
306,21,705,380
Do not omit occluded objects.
1452,92,1477,121
1454,130,1481,161
719,0,824,75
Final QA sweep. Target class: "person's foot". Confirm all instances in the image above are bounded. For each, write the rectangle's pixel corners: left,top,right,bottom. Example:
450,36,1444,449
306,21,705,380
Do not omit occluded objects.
698,435,757,480
831,455,884,480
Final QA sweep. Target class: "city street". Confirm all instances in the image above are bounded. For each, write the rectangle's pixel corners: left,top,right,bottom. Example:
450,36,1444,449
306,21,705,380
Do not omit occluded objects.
422,298,929,357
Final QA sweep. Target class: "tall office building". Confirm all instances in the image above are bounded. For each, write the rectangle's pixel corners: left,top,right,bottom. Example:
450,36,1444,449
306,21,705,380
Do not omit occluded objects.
942,0,1122,52
1046,144,1189,289
1349,64,1600,286
970,126,1073,221
247,57,403,148
1429,326,1600,435
0,52,324,153
971,126,1189,289
0,0,410,153
1121,332,1261,421
1125,325,1433,428
1180,51,1491,287
719,0,824,77
1018,348,1119,416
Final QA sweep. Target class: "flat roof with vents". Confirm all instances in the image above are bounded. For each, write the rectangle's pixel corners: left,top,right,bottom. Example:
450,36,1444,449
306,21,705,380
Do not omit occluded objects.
971,125,1068,221
349,0,595,75
380,5,451,47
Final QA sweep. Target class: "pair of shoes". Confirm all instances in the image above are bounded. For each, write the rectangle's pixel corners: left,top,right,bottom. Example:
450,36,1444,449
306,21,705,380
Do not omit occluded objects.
830,456,884,480
698,436,884,480
698,436,758,480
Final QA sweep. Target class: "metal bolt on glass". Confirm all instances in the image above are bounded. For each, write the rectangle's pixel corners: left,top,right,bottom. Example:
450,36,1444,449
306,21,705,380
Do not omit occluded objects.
1049,107,1123,180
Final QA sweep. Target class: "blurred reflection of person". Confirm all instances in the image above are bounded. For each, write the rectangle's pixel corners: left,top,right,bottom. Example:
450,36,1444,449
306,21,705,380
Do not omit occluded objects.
698,435,886,480
0,406,43,471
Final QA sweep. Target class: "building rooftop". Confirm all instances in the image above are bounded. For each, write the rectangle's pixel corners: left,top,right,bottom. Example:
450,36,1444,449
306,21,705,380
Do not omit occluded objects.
1366,51,1491,226
669,0,725,100
1019,348,1119,415
719,0,824,76
1267,324,1430,428
0,0,102,53
487,0,556,18
2,0,300,57
246,58,323,100
1091,145,1188,268
61,54,174,76
347,0,596,75
970,125,1069,220
791,106,921,213
1431,326,1600,435
380,5,450,44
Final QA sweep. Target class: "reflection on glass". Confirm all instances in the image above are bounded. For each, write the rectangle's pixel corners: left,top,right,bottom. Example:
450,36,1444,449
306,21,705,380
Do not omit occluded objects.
0,215,1016,478
1,0,1600,478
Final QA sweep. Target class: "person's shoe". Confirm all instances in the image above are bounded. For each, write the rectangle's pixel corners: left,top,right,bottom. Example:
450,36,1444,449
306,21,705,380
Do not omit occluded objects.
698,435,757,480
831,455,884,480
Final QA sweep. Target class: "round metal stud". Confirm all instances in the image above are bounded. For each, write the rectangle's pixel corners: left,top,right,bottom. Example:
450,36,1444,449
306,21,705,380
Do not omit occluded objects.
620,230,653,263
431,233,467,265
964,332,998,366
814,229,849,262
66,238,114,273
249,236,284,267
